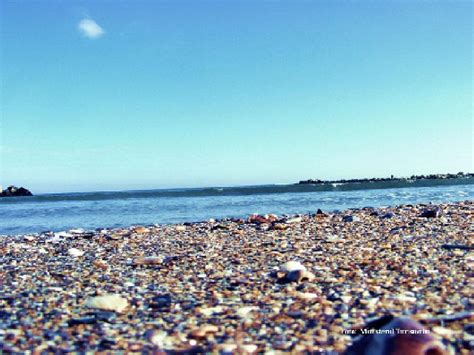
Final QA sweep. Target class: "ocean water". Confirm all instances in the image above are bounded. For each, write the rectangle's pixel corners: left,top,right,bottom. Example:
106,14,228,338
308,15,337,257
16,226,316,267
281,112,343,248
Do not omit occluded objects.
1,178,473,235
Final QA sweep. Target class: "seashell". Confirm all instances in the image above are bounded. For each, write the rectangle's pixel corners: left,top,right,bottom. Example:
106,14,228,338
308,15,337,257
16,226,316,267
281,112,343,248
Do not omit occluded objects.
236,306,258,318
341,295,352,304
85,294,128,313
394,294,417,303
280,261,306,273
144,329,169,347
67,248,84,257
240,344,258,353
296,292,318,301
285,216,302,224
198,306,225,316
326,234,340,242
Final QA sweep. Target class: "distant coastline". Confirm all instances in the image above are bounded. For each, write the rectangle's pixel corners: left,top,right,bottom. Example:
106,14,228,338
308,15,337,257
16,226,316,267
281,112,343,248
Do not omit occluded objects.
297,172,474,185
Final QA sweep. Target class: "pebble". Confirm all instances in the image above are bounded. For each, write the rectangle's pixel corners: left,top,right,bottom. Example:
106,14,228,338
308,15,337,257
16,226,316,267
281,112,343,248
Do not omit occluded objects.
67,248,84,257
343,215,361,222
85,295,128,313
285,216,302,224
133,226,149,234
133,256,163,265
420,208,442,218
190,325,219,339
236,306,258,318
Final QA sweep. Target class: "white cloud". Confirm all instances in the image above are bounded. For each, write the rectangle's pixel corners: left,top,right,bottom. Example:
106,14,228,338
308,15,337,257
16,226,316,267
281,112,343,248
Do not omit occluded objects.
78,18,105,39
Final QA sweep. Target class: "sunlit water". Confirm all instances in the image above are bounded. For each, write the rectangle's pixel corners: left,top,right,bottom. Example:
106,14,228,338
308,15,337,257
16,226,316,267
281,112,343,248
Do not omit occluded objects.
1,180,473,235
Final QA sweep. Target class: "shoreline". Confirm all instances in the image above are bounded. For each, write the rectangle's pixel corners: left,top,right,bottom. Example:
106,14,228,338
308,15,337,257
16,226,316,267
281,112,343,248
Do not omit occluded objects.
297,172,474,185
1,201,472,353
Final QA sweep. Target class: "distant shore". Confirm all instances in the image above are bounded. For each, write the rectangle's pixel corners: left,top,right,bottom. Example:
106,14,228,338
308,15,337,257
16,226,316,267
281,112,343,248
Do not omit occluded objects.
1,201,472,353
298,172,474,185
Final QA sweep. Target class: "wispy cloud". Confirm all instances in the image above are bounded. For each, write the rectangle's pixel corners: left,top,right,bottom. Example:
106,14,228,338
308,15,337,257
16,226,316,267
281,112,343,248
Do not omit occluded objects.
78,18,105,39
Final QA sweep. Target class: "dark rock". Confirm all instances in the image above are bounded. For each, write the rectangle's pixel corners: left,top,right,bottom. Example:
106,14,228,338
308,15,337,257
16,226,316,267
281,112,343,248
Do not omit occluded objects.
441,244,474,251
343,215,360,222
306,319,318,329
98,338,117,350
0,310,11,320
0,185,33,197
150,294,172,309
79,232,95,239
381,212,395,219
287,310,303,319
88,311,117,323
68,317,97,326
420,209,442,218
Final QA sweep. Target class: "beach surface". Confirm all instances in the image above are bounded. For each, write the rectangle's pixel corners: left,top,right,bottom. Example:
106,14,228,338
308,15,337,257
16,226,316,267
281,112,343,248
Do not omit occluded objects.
1,201,473,353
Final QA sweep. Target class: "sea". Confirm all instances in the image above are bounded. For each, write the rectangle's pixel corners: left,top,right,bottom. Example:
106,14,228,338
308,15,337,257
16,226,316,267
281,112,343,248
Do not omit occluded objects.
1,178,473,235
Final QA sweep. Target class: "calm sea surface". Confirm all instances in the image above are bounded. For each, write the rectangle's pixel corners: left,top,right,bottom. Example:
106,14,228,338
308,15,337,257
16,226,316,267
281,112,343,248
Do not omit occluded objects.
1,178,473,235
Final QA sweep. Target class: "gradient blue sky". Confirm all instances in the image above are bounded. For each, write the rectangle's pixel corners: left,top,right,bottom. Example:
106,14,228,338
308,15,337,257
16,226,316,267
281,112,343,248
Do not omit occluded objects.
1,1,472,193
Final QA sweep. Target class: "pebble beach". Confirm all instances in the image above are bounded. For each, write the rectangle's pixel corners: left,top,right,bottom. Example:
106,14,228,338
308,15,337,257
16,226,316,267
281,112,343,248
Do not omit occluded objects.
1,201,473,354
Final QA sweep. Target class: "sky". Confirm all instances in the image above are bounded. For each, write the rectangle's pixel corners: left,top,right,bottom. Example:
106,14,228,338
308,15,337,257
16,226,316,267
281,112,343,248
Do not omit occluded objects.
1,1,472,193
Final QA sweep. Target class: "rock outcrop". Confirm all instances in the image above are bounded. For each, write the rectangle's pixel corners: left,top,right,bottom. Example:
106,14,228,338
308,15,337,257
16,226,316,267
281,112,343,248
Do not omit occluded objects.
0,185,33,197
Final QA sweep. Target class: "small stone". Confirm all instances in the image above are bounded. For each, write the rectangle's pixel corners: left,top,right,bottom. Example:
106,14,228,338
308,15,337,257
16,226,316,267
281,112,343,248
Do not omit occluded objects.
144,329,168,347
394,294,417,303
278,269,315,284
190,324,219,339
176,225,186,232
55,231,73,238
133,226,149,234
240,344,258,353
68,317,97,326
341,295,352,304
198,306,225,316
343,215,360,222
150,294,172,309
236,306,258,318
133,256,163,265
89,311,117,323
285,216,302,224
296,292,318,301
93,260,108,270
272,223,288,230
420,208,442,218
85,294,128,313
67,248,84,257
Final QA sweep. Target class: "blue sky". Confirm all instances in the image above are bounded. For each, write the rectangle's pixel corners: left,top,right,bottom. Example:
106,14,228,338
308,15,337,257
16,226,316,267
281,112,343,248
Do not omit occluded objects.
1,1,472,193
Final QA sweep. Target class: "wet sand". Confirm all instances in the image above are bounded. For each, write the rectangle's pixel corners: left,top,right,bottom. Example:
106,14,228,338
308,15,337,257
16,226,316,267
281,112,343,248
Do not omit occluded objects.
1,201,473,353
